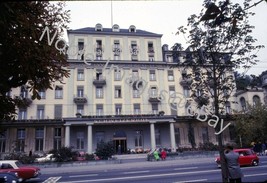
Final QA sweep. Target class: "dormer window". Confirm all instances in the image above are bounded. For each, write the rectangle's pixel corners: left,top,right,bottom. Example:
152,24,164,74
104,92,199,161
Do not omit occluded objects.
129,25,136,33
112,24,120,32
95,23,103,31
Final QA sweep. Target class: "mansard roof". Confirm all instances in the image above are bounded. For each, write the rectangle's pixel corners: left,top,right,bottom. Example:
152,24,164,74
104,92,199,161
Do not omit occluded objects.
67,26,162,38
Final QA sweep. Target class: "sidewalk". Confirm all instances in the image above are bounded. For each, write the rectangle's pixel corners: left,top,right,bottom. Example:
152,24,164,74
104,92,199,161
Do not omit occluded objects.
40,153,217,174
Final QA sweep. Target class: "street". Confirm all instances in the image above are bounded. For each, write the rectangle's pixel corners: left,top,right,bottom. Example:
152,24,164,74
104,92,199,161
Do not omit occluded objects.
27,156,267,183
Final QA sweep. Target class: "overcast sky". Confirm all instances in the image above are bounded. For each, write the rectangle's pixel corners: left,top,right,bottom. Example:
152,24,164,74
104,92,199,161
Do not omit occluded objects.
64,0,267,76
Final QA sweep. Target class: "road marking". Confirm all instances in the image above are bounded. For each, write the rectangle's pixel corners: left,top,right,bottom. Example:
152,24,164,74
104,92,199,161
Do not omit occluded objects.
245,173,267,177
43,177,62,183
123,170,150,174
69,174,98,178
174,167,198,171
173,179,208,183
58,169,220,183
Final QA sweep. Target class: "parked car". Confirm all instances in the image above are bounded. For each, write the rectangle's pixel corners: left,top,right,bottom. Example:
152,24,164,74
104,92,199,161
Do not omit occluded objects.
215,148,259,167
34,154,55,163
0,172,22,183
0,160,41,181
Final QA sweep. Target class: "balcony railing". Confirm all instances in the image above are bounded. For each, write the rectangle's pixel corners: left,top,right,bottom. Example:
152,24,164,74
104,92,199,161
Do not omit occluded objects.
93,76,106,86
73,95,87,104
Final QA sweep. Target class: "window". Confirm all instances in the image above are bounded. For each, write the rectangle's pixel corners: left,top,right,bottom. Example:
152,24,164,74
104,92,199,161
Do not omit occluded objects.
169,86,175,97
115,104,122,115
37,105,45,119
183,86,190,98
112,24,120,32
168,70,174,81
77,105,84,115
96,40,102,60
201,127,209,143
18,108,27,120
35,128,44,151
77,69,84,81
54,105,62,119
96,87,103,98
96,104,103,116
96,132,105,148
0,131,6,153
95,23,103,31
38,89,46,99
76,132,84,150
155,129,161,146
130,41,138,61
54,128,62,150
175,128,181,146
135,130,143,148
17,129,25,152
55,86,63,99
78,39,84,60
114,69,122,81
20,86,28,98
115,86,122,98
170,103,177,115
149,70,156,81
134,104,141,115
148,42,154,61
129,25,136,32
240,97,246,111
77,86,84,97
253,95,260,106
152,104,158,114
113,40,121,60
96,70,103,80
133,89,140,98
150,87,158,98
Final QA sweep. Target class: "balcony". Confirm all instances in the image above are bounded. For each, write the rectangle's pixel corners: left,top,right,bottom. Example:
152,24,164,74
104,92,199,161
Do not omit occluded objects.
179,77,193,86
73,95,87,104
93,76,106,86
148,95,161,103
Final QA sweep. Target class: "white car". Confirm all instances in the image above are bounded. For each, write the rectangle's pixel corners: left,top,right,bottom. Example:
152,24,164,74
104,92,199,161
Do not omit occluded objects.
35,154,55,163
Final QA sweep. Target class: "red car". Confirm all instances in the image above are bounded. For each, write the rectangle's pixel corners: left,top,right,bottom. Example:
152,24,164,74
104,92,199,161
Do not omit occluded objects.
215,148,259,167
0,160,41,181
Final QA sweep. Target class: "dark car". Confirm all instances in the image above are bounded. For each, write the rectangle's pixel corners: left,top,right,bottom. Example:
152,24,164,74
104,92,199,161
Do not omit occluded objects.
215,148,259,167
0,172,22,183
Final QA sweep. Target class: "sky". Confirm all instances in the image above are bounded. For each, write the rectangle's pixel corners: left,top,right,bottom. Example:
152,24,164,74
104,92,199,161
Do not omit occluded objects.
63,0,267,76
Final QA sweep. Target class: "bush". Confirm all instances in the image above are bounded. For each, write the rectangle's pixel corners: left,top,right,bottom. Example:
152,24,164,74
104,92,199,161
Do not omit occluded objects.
95,140,115,160
48,146,76,162
4,152,38,164
198,142,219,151
85,154,96,161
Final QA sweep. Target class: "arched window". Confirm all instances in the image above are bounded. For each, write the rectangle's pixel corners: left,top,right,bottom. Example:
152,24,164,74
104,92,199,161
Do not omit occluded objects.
252,95,260,106
95,23,103,31
129,25,136,33
112,24,120,32
240,97,246,111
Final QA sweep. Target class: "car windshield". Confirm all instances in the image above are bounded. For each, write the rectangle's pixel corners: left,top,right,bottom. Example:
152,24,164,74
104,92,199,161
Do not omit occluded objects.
15,161,23,167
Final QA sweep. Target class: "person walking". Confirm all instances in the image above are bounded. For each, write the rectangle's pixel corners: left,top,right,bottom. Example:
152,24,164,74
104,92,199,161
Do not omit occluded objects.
153,149,160,161
224,145,243,183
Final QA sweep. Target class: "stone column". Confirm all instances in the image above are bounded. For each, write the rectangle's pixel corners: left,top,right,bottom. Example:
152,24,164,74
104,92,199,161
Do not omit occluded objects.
169,121,176,152
87,124,93,154
64,124,70,147
150,121,156,150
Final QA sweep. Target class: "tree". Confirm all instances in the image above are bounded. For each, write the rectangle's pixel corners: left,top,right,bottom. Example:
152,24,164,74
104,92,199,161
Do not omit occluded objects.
175,0,264,182
234,103,267,147
0,2,70,120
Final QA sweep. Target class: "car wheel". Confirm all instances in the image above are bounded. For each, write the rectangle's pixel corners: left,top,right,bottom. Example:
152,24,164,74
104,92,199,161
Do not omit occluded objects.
252,160,258,166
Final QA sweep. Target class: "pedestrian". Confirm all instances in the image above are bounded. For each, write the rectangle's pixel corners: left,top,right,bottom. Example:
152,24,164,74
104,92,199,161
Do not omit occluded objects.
161,149,167,160
261,143,266,156
29,150,32,157
153,149,160,161
224,145,243,183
